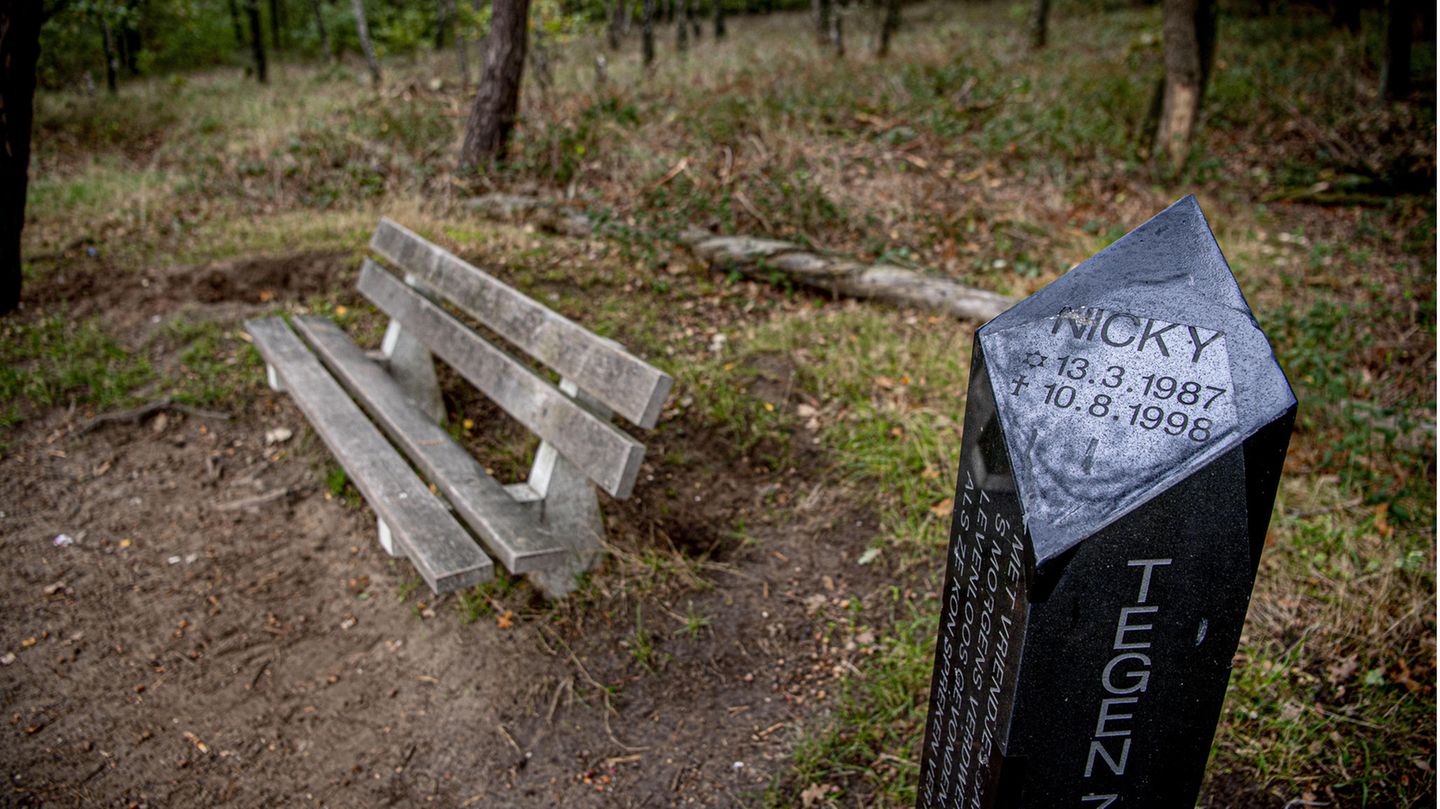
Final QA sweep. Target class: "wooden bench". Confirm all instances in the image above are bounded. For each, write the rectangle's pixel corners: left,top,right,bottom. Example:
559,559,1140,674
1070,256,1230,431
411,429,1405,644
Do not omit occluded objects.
245,219,673,598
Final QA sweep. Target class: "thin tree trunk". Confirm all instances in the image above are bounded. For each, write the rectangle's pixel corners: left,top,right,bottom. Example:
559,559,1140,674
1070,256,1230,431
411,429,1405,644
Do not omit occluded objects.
812,0,829,45
828,0,843,56
1381,0,1413,101
1155,0,1214,168
310,0,330,58
1331,0,1359,31
455,0,470,87
269,0,281,49
100,17,119,92
606,0,621,49
641,0,655,66
246,0,267,82
689,0,699,40
621,0,632,35
351,0,381,85
1029,0,1049,49
227,0,246,46
1,0,47,314
713,0,724,39
675,0,687,52
435,0,449,48
459,0,530,170
877,0,899,57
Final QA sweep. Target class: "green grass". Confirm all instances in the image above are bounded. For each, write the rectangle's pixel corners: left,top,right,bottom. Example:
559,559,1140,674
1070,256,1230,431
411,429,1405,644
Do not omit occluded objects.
0,316,155,429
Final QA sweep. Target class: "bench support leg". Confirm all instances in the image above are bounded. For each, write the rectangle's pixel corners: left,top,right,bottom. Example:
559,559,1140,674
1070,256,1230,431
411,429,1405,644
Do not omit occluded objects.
517,380,606,599
377,517,404,558
266,364,285,393
381,317,445,424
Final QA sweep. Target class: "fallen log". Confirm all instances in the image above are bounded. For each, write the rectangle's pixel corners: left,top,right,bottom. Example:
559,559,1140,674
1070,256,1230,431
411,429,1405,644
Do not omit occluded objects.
678,229,1015,323
465,192,1015,323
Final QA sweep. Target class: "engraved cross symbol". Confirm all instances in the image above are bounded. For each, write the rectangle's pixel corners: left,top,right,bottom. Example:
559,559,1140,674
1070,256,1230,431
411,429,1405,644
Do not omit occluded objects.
1009,375,1029,396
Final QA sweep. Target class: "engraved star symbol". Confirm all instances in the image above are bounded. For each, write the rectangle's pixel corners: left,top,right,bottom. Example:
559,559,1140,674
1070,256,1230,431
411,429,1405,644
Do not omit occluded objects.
1025,351,1047,369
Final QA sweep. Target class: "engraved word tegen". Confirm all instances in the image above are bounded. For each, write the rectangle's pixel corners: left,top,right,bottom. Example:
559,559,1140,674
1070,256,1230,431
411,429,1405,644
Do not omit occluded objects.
916,197,1296,808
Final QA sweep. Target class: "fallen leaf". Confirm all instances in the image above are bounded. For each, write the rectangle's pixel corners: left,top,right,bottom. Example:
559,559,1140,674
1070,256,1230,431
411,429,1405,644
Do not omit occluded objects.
496,610,514,630
930,497,954,517
801,783,831,807
1326,655,1359,685
856,547,881,566
873,375,895,390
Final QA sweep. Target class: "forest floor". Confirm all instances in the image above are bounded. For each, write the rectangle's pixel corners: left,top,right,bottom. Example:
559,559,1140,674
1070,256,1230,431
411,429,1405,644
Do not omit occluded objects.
4,2,1436,807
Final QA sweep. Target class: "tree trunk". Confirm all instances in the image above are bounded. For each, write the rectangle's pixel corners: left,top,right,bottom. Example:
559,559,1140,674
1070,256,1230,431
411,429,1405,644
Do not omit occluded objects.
246,0,267,82
812,0,829,45
100,17,119,92
0,0,45,315
1029,0,1049,49
675,0,687,52
269,0,282,49
352,0,381,85
689,0,699,40
621,0,632,35
227,0,246,46
435,0,449,49
1381,0,1413,101
1155,0,1214,168
1331,0,1359,31
606,0,622,49
713,0,724,39
459,0,530,171
455,0,470,86
877,0,899,57
828,1,843,57
310,0,331,58
641,0,655,66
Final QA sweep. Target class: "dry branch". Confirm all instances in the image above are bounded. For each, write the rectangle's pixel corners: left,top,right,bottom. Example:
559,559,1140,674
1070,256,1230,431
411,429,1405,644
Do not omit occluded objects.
678,230,1015,323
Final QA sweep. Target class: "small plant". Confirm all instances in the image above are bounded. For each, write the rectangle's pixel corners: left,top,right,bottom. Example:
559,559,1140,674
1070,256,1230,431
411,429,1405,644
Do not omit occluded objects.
674,601,711,640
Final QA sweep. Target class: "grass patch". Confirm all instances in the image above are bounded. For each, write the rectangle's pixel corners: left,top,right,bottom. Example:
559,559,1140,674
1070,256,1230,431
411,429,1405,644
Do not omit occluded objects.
0,317,154,429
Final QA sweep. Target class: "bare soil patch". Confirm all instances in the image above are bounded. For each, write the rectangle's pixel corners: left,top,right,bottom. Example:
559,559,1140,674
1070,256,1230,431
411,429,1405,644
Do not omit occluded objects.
0,249,889,808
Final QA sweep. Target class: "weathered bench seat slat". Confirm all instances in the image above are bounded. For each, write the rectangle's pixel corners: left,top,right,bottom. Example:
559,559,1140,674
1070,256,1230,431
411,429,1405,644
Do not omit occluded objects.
292,315,568,574
245,317,494,592
370,218,673,429
358,260,646,499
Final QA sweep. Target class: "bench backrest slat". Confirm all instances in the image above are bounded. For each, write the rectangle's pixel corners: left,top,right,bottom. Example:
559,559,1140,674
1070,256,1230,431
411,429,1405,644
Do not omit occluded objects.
370,218,672,429
359,260,645,499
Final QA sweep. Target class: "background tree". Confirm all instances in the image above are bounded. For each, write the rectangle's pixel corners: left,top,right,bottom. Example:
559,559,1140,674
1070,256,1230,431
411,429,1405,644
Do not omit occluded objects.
675,0,687,51
812,0,828,45
309,0,330,59
1154,0,1215,168
460,0,530,170
1381,0,1413,101
1029,0,1049,49
713,0,723,39
1,0,68,315
351,0,381,85
877,0,898,57
642,0,654,65
246,0,266,82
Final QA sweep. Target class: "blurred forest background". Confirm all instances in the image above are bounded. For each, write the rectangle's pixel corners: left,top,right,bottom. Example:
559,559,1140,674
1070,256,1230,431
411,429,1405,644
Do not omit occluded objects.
0,0,1434,805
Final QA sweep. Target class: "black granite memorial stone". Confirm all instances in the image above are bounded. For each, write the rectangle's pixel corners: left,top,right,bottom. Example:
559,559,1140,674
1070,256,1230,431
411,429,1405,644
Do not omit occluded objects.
916,196,1296,809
